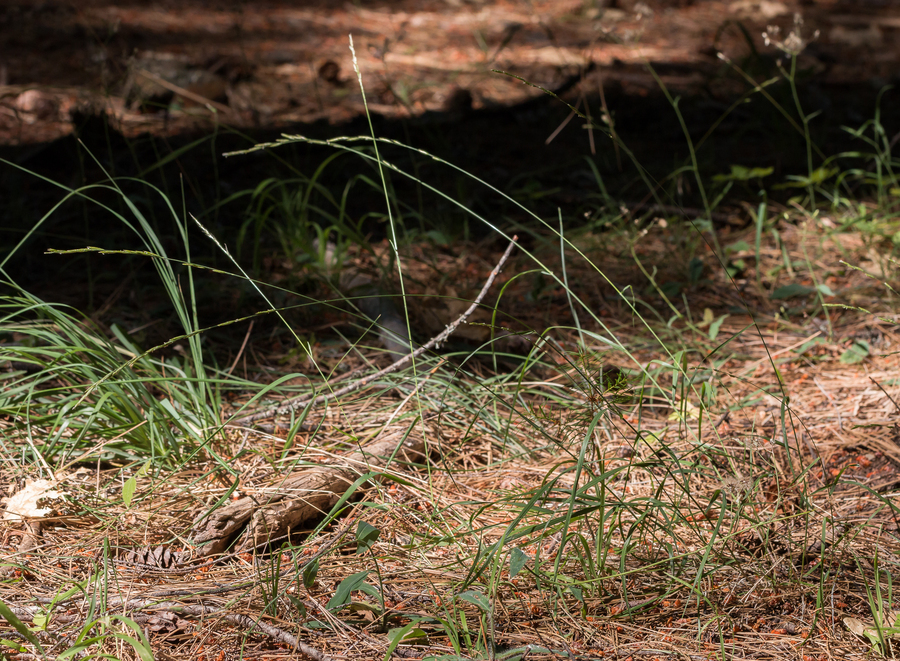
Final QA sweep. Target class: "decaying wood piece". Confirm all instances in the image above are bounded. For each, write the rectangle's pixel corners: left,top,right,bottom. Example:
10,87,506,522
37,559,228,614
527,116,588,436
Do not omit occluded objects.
190,432,428,557
6,597,335,661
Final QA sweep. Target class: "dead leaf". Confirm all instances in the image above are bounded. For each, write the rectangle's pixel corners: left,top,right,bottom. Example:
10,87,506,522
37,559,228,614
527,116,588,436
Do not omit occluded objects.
844,617,872,637
3,479,65,520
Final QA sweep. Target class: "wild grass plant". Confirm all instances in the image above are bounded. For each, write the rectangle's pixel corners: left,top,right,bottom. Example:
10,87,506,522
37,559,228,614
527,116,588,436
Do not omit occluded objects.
1,19,900,661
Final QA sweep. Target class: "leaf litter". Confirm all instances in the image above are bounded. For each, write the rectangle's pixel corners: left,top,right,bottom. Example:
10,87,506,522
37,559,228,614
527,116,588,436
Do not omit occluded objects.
2,211,900,660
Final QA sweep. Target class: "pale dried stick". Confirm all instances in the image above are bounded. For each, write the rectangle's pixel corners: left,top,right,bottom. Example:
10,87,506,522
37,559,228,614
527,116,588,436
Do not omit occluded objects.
235,236,518,424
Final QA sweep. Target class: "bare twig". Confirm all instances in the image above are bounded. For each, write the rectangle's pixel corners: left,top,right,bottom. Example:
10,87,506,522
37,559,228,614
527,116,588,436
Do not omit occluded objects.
17,527,360,659
226,319,254,376
212,609,333,661
869,375,900,413
3,596,333,661
135,69,233,115
235,236,518,424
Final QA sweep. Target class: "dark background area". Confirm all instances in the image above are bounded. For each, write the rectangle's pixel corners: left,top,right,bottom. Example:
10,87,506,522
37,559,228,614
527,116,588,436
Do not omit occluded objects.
2,0,900,349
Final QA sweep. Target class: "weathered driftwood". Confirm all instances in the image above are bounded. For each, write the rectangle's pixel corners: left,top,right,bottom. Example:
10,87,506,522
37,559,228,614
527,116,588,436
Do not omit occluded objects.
190,433,428,557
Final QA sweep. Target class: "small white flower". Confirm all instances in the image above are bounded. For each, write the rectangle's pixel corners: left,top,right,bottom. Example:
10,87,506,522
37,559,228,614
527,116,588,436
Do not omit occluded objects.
762,13,817,56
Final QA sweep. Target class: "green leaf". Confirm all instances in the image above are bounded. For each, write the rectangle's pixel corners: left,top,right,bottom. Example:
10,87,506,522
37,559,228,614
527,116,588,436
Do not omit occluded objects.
327,571,371,611
122,476,136,508
509,547,528,578
816,283,835,296
774,167,839,188
771,283,815,300
688,257,704,285
1,639,27,654
402,628,429,641
356,521,380,555
57,631,105,658
839,340,870,365
796,337,826,354
288,595,307,619
728,258,746,273
726,240,751,253
808,166,838,184
110,615,155,661
112,633,155,661
302,558,319,589
569,586,584,602
32,612,49,631
357,582,382,601
0,600,45,656
385,620,428,659
713,165,774,182
458,589,491,612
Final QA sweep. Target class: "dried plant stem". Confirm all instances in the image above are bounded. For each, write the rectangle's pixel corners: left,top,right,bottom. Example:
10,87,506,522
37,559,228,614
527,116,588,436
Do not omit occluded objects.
4,599,333,661
235,236,518,424
189,607,333,661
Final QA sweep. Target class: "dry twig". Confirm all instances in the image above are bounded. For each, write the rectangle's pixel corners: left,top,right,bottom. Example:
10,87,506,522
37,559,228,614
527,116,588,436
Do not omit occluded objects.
234,236,518,424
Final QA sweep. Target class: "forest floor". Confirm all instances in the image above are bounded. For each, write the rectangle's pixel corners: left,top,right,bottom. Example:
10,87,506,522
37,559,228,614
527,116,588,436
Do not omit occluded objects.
3,1,900,660
2,213,900,660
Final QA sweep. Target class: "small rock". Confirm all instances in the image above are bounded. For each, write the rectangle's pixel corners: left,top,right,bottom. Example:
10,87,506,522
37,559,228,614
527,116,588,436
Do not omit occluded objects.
15,89,58,121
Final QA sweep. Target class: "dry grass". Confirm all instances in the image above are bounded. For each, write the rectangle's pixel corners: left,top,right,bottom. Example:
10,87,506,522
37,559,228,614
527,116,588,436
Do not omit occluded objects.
3,209,900,661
